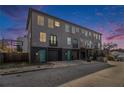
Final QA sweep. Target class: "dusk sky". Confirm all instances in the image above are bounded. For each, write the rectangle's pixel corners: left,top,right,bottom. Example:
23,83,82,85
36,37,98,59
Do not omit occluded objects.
0,5,124,48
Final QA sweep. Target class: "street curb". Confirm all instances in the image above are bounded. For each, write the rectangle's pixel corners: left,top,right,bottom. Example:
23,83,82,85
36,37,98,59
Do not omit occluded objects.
0,67,50,76
0,62,110,76
0,64,76,76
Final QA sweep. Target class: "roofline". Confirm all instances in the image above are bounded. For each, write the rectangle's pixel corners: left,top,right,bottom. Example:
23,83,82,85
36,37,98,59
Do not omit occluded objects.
26,8,32,30
26,8,102,35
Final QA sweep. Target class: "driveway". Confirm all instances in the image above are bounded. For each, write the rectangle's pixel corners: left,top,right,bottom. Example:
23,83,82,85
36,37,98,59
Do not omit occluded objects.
61,61,124,87
0,62,110,87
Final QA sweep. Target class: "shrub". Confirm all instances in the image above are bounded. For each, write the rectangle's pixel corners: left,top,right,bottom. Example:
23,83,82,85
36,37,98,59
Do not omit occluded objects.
107,55,115,61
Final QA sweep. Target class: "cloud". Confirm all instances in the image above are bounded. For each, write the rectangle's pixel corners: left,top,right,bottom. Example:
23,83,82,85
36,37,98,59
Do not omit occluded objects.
95,22,124,46
1,27,26,40
0,5,44,39
0,5,43,20
107,33,124,40
6,27,25,32
0,6,25,20
103,20,124,41
115,25,124,33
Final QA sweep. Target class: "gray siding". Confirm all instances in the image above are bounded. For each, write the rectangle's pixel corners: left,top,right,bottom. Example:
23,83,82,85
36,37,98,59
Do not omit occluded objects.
30,11,102,49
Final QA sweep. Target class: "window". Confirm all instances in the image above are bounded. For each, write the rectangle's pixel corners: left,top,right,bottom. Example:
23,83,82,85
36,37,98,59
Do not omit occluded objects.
93,33,96,38
99,35,101,40
65,24,70,32
85,31,88,36
67,37,71,45
89,41,92,48
76,27,79,33
96,34,98,39
48,18,54,28
55,21,60,27
94,33,98,39
40,32,46,42
85,41,87,47
80,38,84,47
81,29,85,34
87,41,90,48
72,26,76,34
50,35,57,46
97,43,100,48
89,32,91,36
37,15,44,26
80,38,83,42
85,40,89,48
72,39,78,48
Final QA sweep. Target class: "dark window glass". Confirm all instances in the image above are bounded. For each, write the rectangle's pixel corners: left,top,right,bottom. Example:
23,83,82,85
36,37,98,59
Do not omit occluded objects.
72,39,78,48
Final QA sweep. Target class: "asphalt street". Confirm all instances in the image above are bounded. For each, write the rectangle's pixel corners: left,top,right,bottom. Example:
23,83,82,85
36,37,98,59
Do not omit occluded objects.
0,62,110,87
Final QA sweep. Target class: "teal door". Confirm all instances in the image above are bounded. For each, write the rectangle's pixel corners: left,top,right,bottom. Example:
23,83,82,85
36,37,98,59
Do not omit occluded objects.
67,50,72,61
39,49,46,63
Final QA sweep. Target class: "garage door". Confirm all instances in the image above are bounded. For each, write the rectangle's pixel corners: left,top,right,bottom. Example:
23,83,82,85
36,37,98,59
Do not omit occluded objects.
48,49,58,61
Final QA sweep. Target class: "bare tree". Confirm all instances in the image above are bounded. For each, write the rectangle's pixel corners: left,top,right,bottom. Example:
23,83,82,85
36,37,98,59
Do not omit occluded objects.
103,42,118,56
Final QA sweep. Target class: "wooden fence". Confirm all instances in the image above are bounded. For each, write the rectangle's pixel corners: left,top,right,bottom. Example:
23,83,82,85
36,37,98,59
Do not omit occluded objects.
0,53,28,63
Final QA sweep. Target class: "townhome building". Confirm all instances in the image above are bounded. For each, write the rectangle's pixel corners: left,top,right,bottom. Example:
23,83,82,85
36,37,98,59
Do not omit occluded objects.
26,8,102,63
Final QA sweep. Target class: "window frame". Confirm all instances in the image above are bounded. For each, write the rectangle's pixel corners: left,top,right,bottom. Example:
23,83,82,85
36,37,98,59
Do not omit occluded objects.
65,24,70,32
72,39,78,48
48,18,54,28
55,21,60,27
89,32,91,36
40,32,46,43
50,34,57,46
85,31,88,36
76,27,79,33
67,37,72,45
81,29,85,34
37,15,44,26
99,35,101,40
72,26,76,34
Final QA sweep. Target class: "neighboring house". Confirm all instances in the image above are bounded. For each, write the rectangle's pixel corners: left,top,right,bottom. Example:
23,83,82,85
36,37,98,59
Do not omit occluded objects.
26,8,102,63
111,51,120,57
0,39,23,53
111,51,124,61
17,36,28,53
118,54,124,61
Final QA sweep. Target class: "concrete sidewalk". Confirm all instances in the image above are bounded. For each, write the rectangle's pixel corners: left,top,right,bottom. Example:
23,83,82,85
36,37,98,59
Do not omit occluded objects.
0,60,98,75
60,61,124,87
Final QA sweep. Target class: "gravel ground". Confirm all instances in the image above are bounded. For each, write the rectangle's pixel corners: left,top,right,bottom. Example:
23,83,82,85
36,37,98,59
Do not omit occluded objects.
0,62,111,87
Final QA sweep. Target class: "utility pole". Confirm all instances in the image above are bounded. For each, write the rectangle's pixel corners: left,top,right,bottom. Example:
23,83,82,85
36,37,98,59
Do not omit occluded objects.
1,31,4,51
